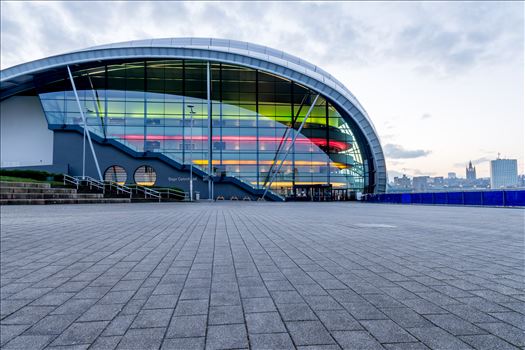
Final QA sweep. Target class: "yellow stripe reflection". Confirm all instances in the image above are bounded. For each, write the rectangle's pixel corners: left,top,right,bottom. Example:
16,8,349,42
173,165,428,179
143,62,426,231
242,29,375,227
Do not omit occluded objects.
193,160,347,168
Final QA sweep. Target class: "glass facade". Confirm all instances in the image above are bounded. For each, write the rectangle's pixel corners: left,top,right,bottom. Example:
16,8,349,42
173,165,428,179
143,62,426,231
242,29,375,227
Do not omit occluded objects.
37,59,368,196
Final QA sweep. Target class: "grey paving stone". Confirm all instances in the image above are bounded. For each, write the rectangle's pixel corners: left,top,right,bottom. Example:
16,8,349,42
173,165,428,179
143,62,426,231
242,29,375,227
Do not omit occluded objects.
117,328,165,350
383,342,430,350
476,322,525,347
277,303,318,321
246,312,286,334
103,315,136,336
179,287,210,300
271,290,304,304
90,336,122,350
304,295,344,311
243,297,277,313
1,202,523,349
206,324,248,350
250,333,295,349
316,310,363,331
166,315,207,338
51,321,109,346
409,326,473,349
50,299,97,316
208,305,244,325
77,303,123,322
380,307,433,328
30,292,75,306
130,308,173,328
361,319,416,343
488,312,525,329
296,346,341,350
46,344,90,350
331,330,383,349
286,321,335,346
441,304,499,323
425,313,485,336
24,314,78,336
210,291,241,306
144,294,178,309
0,325,31,345
341,302,387,320
162,337,205,350
173,299,208,316
459,334,519,350
2,335,53,350
98,291,135,305
1,306,54,325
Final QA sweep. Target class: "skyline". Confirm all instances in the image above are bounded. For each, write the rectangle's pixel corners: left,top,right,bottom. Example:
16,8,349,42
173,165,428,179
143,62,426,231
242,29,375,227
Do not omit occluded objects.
1,1,523,179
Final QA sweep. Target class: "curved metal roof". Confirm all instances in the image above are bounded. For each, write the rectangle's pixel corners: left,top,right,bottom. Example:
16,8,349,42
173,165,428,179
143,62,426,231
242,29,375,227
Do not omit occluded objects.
0,37,386,192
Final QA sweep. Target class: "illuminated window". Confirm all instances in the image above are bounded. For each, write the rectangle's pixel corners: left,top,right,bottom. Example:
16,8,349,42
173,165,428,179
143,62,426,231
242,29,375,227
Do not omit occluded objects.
104,165,127,185
134,165,157,186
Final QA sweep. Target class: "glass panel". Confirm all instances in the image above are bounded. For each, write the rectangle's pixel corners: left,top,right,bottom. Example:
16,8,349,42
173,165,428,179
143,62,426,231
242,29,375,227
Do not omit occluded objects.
36,59,369,196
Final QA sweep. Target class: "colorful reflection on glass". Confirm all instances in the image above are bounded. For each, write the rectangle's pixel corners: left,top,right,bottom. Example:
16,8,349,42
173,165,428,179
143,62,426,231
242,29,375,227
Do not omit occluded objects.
37,60,366,195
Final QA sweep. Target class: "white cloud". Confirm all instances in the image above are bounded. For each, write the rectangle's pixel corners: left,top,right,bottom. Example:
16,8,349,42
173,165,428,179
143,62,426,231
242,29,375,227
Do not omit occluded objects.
0,1,523,177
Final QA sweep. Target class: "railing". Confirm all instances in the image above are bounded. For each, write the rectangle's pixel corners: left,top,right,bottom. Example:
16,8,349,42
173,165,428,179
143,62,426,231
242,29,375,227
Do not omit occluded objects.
63,174,79,189
63,174,133,198
126,185,162,201
155,188,186,201
105,181,132,198
78,176,105,192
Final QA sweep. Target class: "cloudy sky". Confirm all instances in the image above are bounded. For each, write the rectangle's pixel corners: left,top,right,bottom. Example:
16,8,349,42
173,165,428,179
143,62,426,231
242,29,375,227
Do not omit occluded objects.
1,1,523,179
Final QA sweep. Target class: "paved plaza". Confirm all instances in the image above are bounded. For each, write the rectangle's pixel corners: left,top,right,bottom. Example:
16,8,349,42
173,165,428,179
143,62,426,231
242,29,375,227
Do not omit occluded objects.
0,202,524,349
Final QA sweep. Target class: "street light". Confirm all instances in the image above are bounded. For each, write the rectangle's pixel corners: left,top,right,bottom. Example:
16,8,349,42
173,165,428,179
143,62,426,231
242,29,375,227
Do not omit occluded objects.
187,105,196,201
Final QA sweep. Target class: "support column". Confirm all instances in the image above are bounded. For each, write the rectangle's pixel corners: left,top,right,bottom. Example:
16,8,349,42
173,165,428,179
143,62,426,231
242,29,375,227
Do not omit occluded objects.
207,61,213,200
67,66,103,181
262,94,320,200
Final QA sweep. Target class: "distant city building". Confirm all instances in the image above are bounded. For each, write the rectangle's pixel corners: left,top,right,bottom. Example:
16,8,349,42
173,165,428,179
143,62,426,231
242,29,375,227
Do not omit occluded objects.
466,161,476,180
394,174,411,189
432,176,444,186
413,176,430,192
448,172,457,179
518,174,525,187
490,158,518,188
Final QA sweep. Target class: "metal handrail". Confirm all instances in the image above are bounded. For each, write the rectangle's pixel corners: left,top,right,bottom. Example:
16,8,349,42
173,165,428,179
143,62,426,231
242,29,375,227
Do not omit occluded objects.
63,174,79,189
104,181,132,197
74,176,105,192
127,184,161,201
156,188,186,200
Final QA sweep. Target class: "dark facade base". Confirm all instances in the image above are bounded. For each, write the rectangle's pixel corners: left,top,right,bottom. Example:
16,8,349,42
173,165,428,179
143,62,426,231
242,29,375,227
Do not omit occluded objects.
49,130,276,201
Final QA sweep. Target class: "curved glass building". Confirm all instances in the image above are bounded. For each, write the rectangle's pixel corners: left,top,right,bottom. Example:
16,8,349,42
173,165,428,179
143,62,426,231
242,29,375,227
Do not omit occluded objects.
0,38,386,200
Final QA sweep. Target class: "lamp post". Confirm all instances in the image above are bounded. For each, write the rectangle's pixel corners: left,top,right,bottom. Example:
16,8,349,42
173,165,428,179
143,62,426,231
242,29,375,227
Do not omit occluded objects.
187,105,196,201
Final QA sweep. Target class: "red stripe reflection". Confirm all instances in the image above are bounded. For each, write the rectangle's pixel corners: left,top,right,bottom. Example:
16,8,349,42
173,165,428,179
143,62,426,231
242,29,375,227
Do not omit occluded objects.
115,134,351,151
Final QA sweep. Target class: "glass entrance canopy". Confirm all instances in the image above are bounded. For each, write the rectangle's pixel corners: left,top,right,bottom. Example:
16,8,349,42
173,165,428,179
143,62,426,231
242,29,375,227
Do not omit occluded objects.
37,59,367,195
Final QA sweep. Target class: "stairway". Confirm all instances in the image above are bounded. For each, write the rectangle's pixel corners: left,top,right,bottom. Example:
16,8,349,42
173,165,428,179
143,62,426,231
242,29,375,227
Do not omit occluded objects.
0,182,131,205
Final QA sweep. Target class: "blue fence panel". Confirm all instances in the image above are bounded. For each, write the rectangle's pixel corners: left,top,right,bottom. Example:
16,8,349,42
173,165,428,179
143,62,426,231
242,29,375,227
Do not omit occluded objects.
434,192,447,204
482,191,504,206
366,190,524,207
446,192,463,205
421,193,433,204
505,190,525,206
464,191,483,206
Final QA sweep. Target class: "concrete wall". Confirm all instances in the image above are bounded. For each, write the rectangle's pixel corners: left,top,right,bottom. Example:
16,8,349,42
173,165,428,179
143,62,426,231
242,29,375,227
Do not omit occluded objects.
0,96,54,167
53,130,257,200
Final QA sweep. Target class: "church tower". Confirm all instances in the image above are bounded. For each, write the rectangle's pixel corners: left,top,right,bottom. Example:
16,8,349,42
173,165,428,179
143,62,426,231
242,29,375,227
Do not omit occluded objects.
466,161,476,181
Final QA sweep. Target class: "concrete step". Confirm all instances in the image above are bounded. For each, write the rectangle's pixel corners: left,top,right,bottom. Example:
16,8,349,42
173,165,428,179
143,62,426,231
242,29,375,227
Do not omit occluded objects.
0,181,51,188
0,198,131,205
0,193,104,200
0,187,78,194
